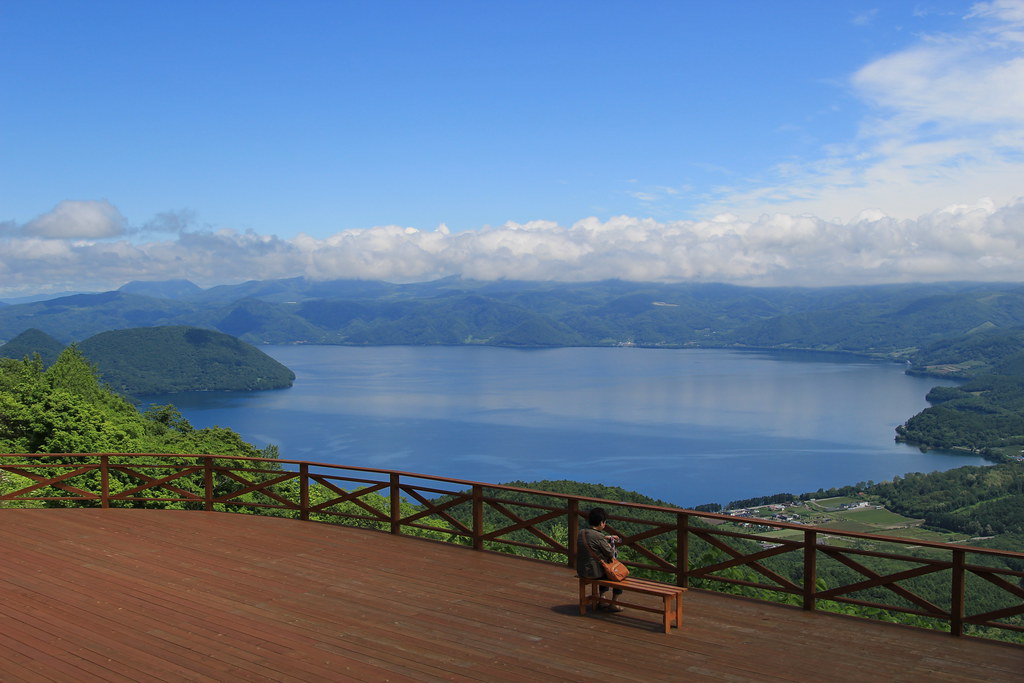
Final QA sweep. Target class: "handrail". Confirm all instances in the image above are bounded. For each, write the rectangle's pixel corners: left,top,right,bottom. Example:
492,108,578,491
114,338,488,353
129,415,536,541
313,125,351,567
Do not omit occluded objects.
2,453,1022,643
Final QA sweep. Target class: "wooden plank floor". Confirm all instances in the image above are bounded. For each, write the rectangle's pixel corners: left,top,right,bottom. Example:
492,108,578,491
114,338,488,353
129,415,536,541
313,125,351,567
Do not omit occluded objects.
0,509,1020,682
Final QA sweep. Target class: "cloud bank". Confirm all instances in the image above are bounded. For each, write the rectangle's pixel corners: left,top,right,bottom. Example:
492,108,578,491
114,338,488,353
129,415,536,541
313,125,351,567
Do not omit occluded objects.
2,198,1023,298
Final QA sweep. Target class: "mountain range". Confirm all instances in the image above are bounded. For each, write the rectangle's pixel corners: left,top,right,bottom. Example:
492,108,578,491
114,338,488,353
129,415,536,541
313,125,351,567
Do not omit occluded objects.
2,277,1023,356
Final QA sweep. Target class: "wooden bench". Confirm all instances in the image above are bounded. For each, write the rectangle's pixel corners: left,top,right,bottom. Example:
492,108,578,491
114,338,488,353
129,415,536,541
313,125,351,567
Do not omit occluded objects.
578,576,687,633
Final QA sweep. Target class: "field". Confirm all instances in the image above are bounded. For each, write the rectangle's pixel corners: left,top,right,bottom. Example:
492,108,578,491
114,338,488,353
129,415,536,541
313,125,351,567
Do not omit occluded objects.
722,496,972,545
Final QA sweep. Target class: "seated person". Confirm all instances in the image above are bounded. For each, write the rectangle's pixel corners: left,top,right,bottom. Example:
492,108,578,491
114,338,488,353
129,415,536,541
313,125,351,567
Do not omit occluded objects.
576,506,624,612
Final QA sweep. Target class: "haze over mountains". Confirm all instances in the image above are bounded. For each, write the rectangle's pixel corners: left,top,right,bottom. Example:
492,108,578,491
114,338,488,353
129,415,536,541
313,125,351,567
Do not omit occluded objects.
1,278,1022,356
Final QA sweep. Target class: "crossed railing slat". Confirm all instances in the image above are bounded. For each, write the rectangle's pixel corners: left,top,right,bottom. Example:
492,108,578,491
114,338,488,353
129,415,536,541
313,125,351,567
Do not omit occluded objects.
1,465,98,500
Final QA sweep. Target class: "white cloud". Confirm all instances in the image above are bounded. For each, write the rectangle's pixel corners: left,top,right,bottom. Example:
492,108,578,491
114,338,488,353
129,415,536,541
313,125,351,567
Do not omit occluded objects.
700,1,1024,221
22,200,127,239
969,0,1024,33
2,199,1024,298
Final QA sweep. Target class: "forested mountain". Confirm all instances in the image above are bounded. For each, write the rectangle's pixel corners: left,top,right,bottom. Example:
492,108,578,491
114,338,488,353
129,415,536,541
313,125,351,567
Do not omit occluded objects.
0,291,197,342
1,277,1021,352
735,289,1024,353
0,328,65,366
1,326,295,396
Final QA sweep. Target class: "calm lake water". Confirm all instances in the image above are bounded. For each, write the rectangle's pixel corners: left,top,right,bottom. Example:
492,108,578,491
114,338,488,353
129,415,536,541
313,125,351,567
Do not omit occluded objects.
139,346,989,508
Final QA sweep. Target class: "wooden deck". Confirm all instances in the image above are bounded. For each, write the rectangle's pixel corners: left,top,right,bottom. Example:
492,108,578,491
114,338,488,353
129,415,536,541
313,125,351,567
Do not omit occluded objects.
0,509,1020,682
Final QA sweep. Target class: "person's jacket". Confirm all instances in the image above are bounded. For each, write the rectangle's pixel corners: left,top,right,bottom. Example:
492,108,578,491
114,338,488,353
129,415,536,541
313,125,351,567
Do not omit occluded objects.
576,527,614,579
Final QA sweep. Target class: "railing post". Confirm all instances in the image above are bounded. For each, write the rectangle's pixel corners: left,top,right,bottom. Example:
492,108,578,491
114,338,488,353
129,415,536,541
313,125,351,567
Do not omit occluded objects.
299,463,309,521
100,455,109,508
472,484,484,551
677,512,690,588
390,473,401,535
951,549,966,636
567,499,579,568
203,457,214,511
803,529,817,611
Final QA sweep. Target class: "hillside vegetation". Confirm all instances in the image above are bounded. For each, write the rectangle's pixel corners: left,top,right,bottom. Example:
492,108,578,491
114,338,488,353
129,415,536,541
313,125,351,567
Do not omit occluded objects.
0,347,277,456
897,329,1024,459
871,464,1024,538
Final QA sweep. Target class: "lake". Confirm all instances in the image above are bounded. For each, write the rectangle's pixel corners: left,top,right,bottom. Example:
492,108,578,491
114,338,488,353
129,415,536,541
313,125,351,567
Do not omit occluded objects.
140,346,990,508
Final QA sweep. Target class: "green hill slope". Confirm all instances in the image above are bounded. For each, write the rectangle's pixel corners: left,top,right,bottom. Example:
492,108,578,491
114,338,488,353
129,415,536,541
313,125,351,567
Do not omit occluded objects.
908,328,1024,378
894,328,1024,458
0,328,66,365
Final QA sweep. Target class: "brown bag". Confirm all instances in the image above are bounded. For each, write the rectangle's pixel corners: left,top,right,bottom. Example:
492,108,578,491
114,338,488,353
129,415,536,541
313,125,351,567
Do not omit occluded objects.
584,530,630,581
601,557,630,581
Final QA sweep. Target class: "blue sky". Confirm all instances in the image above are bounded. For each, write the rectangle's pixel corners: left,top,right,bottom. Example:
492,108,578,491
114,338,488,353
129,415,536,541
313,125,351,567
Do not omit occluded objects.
2,1,1024,296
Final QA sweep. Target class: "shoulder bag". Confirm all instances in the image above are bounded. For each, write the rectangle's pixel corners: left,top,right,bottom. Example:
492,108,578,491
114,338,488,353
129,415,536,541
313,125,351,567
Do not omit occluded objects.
584,530,630,581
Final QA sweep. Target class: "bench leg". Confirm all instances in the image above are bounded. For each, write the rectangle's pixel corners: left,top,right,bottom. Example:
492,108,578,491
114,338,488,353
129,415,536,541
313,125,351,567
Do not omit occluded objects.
579,580,605,614
663,595,671,634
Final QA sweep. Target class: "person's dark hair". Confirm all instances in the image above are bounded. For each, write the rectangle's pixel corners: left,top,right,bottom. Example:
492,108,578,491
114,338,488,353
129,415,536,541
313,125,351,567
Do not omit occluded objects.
587,507,608,527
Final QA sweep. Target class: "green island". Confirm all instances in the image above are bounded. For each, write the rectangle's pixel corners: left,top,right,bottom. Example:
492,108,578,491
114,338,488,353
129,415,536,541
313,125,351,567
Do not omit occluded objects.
0,325,295,395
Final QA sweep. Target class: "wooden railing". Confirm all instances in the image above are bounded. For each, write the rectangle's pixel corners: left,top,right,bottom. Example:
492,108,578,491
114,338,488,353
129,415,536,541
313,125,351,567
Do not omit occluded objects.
2,453,1022,643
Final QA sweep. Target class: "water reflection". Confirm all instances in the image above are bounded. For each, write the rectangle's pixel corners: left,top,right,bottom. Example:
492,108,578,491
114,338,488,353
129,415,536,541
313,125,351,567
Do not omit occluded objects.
145,346,984,507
